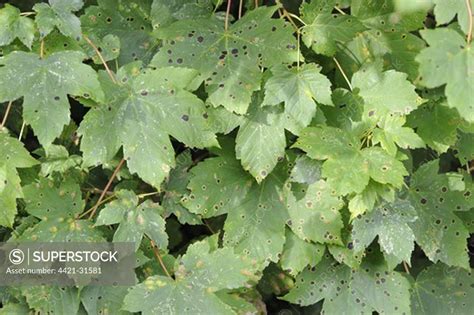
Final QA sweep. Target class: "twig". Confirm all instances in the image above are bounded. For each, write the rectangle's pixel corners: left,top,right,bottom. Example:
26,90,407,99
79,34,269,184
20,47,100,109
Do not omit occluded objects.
150,240,172,278
78,194,116,219
402,261,410,274
18,122,26,140
138,191,161,199
466,0,473,44
225,0,232,31
0,101,13,128
20,12,35,16
40,40,45,59
334,6,346,15
88,158,125,219
333,57,353,91
238,0,243,19
83,35,118,84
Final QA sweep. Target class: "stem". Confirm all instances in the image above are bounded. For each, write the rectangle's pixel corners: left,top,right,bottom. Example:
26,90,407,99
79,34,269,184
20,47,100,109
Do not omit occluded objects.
333,57,353,91
238,0,243,19
225,0,232,31
0,101,13,128
138,191,161,199
78,194,116,219
466,0,473,44
150,240,172,278
88,158,125,219
403,261,410,274
334,6,346,15
254,0,259,8
40,40,45,59
18,122,26,140
297,30,301,69
20,12,35,16
83,35,118,84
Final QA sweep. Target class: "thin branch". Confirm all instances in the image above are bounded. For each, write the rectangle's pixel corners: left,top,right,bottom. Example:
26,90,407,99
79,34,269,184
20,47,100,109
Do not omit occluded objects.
88,158,126,219
83,35,118,84
466,0,473,44
333,57,353,91
40,40,45,59
0,101,13,129
254,0,259,8
238,0,243,19
403,261,410,274
18,122,26,140
150,240,172,278
334,6,346,15
225,0,232,31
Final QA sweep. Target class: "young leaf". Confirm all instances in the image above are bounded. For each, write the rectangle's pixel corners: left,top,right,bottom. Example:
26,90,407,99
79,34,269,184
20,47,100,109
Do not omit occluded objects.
0,51,104,147
95,190,168,251
0,4,35,48
34,0,84,39
416,28,474,122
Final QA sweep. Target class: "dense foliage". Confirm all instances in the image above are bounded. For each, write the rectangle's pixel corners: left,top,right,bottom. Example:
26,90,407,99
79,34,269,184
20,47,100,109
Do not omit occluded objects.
0,0,473,314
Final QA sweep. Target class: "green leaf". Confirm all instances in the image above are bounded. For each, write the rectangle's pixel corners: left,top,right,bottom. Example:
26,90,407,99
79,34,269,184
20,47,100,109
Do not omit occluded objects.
433,0,474,35
294,126,408,194
95,190,168,251
455,131,474,166
352,62,420,116
300,1,367,56
411,263,474,315
283,254,411,314
34,0,84,39
352,199,417,269
152,6,299,114
81,285,131,315
81,0,156,64
416,28,474,122
373,113,425,156
22,286,80,315
0,132,37,227
407,101,461,153
0,4,35,48
38,144,82,176
0,51,104,147
182,149,253,218
289,155,322,184
287,179,345,245
123,238,257,314
264,64,332,132
78,65,217,188
151,0,214,28
223,162,289,264
236,96,286,182
280,228,325,276
408,160,472,268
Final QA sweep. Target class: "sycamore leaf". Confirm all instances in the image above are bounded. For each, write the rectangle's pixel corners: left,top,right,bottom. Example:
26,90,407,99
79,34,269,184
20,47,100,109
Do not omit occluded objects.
81,0,156,64
407,101,461,153
411,263,474,314
283,254,411,314
34,0,84,39
280,228,325,276
18,178,103,241
287,179,345,245
223,161,289,264
433,0,474,35
416,28,474,122
294,126,408,194
455,131,474,166
264,64,332,132
348,180,394,218
300,1,367,56
236,95,286,182
0,4,35,48
81,286,130,315
289,155,322,185
38,144,82,177
151,0,214,28
408,160,473,268
0,51,104,147
152,6,299,114
352,62,420,116
78,64,217,189
0,132,38,227
123,238,257,314
95,190,168,251
352,199,417,269
23,286,80,315
373,113,425,156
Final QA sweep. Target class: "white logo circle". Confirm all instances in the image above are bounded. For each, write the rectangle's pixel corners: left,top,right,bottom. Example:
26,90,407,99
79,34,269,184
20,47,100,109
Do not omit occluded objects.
9,249,24,265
